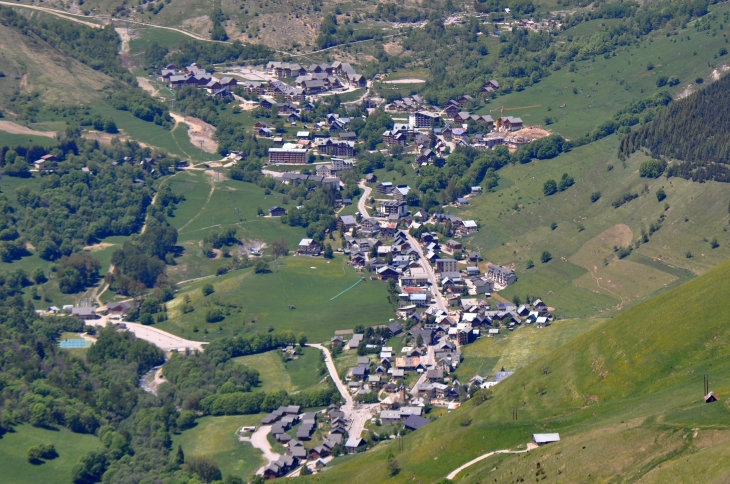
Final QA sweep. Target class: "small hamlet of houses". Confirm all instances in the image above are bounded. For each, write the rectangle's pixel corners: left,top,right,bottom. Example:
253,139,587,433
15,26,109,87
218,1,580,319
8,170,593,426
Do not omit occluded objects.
159,62,548,170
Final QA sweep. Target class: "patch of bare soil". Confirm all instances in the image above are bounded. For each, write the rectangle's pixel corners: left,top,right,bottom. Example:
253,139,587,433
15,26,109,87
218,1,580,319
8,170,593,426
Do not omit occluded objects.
82,130,149,147
170,113,218,153
204,169,228,183
252,14,317,50
382,78,426,84
116,27,133,68
677,84,694,100
383,42,403,56
0,120,56,138
137,77,158,96
511,126,551,140
182,16,213,38
239,100,260,111
19,73,28,92
83,242,115,252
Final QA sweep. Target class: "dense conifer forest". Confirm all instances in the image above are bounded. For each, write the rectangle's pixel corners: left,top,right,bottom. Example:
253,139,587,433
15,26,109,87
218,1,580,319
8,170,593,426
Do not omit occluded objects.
620,73,730,182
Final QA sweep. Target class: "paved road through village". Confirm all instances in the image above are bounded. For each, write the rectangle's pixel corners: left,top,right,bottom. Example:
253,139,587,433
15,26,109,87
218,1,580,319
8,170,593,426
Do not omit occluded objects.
356,178,448,312
309,343,377,443
357,180,372,217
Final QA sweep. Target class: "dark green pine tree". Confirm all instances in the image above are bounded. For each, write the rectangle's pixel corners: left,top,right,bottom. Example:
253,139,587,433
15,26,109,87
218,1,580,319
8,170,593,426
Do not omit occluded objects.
175,445,185,465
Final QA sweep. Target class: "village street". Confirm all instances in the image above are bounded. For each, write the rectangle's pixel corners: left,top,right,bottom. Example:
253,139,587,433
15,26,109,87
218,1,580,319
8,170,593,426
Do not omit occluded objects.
250,425,281,474
404,231,449,312
356,178,448,312
309,343,378,442
357,180,372,217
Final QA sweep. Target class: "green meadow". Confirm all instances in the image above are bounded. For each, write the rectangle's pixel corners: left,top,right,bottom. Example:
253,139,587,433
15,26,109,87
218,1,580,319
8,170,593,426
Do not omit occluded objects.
453,134,730,317
164,170,308,283
172,415,265,480
0,424,101,484
475,3,730,140
156,255,394,342
457,318,605,380
234,346,328,393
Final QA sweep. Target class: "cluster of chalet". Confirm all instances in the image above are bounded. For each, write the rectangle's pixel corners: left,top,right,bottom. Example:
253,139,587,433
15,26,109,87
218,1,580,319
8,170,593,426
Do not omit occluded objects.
384,94,433,113
265,114,357,164
159,63,238,97
240,79,306,102
259,405,342,478
266,61,366,94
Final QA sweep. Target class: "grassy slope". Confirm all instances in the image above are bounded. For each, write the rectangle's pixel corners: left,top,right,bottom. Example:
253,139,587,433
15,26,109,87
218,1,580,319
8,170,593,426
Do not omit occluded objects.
0,424,101,484
171,415,265,480
298,256,730,484
165,170,308,283
234,346,328,393
156,256,394,342
455,134,729,317
477,3,730,140
457,318,605,379
0,22,112,108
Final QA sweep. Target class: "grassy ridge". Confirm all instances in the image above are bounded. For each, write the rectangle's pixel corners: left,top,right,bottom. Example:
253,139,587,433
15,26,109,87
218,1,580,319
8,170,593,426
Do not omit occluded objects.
296,256,730,483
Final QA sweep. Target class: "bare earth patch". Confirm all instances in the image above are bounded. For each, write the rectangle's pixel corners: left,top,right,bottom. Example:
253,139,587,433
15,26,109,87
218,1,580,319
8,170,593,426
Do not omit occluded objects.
0,120,56,138
383,42,403,56
82,130,149,147
381,78,426,84
83,242,115,252
511,126,551,140
182,16,213,38
204,169,228,183
137,77,158,96
170,113,218,153
677,84,694,100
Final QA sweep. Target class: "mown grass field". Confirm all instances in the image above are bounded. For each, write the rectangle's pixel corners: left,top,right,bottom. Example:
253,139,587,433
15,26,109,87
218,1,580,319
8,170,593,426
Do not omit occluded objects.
171,415,265,481
475,3,730,140
157,255,394,342
0,424,101,484
454,133,730,317
295,256,730,484
234,346,328,393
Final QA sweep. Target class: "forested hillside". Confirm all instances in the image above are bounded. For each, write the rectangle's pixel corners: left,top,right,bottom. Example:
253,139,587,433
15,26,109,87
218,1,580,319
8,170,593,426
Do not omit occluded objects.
620,73,730,182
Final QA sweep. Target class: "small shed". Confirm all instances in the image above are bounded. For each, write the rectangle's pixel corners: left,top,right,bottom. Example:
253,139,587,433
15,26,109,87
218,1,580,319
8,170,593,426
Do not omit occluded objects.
705,391,718,403
533,433,560,446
